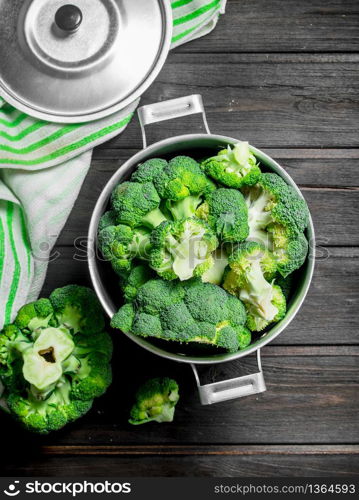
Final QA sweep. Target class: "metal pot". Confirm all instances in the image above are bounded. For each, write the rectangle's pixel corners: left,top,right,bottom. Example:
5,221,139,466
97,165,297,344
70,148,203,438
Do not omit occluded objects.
88,94,315,405
0,0,172,123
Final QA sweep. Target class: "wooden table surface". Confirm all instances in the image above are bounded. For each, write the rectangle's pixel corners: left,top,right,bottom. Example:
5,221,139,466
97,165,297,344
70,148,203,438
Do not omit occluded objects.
2,0,359,477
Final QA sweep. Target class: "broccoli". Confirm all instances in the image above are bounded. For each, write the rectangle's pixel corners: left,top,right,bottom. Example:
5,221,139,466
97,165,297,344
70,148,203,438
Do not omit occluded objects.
112,279,251,354
196,188,249,243
150,218,218,281
98,224,152,274
131,158,167,184
223,242,286,332
201,248,229,285
98,210,118,232
119,264,155,302
242,173,310,276
202,142,261,188
0,286,112,434
129,377,179,425
154,156,214,201
111,181,167,229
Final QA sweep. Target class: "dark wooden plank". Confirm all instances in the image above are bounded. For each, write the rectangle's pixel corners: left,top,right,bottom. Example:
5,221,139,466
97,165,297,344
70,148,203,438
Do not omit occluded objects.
3,449,359,477
175,0,359,54
2,344,357,447
40,246,359,346
94,53,359,149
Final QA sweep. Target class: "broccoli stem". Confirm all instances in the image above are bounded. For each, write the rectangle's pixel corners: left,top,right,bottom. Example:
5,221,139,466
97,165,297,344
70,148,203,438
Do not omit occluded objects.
141,208,167,229
240,260,278,321
167,195,203,221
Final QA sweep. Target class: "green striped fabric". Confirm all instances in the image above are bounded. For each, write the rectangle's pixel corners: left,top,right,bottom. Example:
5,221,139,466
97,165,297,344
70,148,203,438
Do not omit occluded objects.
0,0,226,328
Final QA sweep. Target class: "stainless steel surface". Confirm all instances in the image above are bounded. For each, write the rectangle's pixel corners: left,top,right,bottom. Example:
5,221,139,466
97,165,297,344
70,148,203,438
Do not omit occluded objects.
138,94,211,148
88,95,315,402
191,350,266,404
0,0,172,122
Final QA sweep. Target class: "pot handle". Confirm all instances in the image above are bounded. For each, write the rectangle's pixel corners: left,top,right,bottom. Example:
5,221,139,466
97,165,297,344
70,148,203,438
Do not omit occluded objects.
191,350,266,405
138,94,211,148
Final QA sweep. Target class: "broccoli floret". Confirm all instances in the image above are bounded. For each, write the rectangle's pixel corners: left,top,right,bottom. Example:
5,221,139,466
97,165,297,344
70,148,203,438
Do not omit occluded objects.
132,313,163,338
135,279,185,316
111,181,167,229
129,377,179,425
243,173,309,275
119,265,155,302
201,248,229,286
98,224,152,274
0,286,113,434
202,142,261,188
166,194,203,221
154,156,213,201
98,210,118,232
223,242,286,332
14,298,54,331
197,188,249,243
110,303,135,333
131,158,167,183
6,378,93,435
112,279,250,354
50,285,105,335
267,225,309,277
150,218,218,281
274,273,294,300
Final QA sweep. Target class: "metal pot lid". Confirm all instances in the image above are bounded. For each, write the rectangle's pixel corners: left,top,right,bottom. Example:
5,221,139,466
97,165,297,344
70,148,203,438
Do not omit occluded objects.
0,0,172,123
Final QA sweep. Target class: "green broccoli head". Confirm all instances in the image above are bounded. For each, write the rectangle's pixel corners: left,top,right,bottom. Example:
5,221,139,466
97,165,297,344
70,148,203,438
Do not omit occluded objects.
223,242,286,332
267,225,309,277
112,278,250,354
131,158,168,184
98,210,118,232
154,156,214,201
98,224,152,274
129,377,179,425
0,286,112,434
14,298,54,331
243,173,309,243
119,264,155,302
202,142,261,188
135,279,185,316
197,188,249,243
111,181,167,229
150,218,218,281
50,285,105,335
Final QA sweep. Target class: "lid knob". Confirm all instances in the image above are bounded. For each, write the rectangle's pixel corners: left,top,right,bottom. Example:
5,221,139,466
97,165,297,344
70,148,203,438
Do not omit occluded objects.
55,4,83,33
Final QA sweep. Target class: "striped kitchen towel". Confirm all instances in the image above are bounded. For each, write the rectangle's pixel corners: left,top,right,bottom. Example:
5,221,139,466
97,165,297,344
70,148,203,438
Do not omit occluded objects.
0,0,227,328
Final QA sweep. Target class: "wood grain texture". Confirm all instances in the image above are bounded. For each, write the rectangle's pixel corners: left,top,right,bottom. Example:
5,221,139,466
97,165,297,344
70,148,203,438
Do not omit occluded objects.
176,0,359,54
3,451,359,477
93,53,359,149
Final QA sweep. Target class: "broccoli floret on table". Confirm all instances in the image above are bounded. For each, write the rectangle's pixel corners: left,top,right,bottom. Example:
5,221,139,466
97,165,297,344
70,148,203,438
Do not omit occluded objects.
129,377,179,425
0,286,112,434
202,142,261,188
